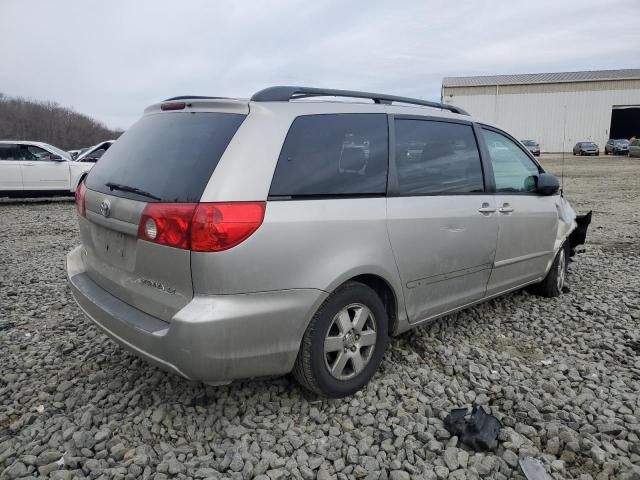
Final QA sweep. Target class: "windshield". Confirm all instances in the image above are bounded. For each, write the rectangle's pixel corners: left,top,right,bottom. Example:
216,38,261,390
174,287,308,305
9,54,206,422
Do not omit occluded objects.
521,140,537,146
85,112,246,202
614,140,630,145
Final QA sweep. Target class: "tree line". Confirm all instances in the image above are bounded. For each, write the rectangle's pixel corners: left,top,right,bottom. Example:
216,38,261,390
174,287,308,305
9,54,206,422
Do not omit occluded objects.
0,93,123,151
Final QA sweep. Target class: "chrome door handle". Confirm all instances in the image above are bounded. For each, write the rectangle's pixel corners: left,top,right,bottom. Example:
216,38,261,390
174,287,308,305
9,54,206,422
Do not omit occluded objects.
23,163,35,166
499,203,514,214
478,202,496,214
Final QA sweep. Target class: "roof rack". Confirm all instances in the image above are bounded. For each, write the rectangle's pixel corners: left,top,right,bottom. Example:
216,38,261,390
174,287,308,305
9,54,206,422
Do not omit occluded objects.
250,86,469,116
163,96,230,101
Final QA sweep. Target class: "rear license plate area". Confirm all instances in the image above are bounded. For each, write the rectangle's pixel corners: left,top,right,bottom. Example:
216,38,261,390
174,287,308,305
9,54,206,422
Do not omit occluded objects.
92,224,128,266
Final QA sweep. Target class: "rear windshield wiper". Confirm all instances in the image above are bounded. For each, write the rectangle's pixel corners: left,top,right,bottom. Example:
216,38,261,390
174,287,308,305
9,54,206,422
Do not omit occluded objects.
105,182,161,201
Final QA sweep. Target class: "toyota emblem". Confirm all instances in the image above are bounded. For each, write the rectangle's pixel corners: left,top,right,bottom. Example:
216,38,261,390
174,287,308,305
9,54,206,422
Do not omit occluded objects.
100,199,111,217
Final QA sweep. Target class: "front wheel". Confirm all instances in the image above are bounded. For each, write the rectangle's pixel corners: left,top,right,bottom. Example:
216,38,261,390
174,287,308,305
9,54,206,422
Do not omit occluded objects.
529,244,568,297
293,282,389,397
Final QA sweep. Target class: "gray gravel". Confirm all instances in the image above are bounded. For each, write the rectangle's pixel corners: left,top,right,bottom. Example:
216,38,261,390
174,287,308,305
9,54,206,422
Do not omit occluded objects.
1,155,639,480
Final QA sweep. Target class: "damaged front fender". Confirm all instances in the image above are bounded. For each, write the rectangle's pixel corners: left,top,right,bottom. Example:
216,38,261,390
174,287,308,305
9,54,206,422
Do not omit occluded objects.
568,210,592,256
554,195,592,256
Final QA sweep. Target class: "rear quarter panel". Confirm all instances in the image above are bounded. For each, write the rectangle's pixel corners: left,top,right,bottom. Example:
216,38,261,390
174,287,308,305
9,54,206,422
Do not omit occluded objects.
190,198,407,322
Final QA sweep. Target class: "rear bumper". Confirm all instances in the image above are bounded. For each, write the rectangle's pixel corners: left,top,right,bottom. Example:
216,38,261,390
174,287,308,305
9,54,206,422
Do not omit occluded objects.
67,246,327,383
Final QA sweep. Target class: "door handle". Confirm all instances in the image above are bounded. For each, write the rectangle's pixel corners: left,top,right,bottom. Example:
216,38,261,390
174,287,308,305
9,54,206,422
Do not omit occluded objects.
23,163,35,166
478,202,497,214
499,203,514,214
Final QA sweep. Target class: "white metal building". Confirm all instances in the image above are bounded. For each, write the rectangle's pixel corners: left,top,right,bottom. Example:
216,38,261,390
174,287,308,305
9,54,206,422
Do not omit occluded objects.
441,69,640,152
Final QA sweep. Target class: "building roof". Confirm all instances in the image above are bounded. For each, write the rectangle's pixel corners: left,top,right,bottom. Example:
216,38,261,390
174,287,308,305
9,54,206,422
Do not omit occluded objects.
442,69,640,88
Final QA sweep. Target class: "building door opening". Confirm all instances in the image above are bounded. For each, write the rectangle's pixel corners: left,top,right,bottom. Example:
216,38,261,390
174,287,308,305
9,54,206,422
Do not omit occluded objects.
609,106,640,140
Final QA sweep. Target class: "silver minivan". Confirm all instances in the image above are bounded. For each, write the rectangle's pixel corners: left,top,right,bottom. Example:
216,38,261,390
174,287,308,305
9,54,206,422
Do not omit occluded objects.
67,87,590,397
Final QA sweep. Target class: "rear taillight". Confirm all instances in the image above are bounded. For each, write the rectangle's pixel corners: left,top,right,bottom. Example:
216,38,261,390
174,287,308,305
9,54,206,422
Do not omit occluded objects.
191,202,266,252
138,204,197,250
75,181,87,217
137,202,265,252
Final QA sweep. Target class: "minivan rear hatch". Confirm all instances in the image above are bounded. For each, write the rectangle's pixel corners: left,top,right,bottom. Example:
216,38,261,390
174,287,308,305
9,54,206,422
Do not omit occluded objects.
79,101,247,321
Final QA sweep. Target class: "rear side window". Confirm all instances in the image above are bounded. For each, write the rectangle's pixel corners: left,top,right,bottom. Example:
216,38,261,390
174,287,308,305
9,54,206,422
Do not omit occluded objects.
393,119,484,194
86,112,245,202
0,144,19,160
269,114,388,197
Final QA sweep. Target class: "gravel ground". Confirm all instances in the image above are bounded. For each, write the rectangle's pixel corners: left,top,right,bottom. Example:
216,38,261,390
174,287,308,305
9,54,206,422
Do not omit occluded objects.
1,155,639,480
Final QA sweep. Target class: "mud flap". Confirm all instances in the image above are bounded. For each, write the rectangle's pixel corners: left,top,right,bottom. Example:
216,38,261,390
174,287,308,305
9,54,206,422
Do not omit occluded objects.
568,210,592,256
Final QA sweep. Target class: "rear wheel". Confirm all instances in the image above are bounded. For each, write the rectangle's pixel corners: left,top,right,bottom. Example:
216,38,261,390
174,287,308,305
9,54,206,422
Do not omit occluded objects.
530,243,568,297
293,282,388,398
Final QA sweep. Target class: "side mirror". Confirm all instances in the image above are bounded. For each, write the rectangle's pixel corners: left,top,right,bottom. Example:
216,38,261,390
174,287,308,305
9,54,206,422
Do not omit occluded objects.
535,173,560,196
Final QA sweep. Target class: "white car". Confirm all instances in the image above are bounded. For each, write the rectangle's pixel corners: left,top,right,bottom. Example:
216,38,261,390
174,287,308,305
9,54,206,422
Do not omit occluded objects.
0,140,93,195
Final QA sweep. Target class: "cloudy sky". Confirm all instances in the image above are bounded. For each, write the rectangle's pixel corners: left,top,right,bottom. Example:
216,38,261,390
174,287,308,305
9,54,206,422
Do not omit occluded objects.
1,0,638,129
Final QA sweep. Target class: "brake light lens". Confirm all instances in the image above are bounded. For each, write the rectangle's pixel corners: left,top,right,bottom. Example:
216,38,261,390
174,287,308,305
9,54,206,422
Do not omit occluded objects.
137,202,265,252
137,204,196,250
75,181,87,217
191,202,266,252
161,102,186,111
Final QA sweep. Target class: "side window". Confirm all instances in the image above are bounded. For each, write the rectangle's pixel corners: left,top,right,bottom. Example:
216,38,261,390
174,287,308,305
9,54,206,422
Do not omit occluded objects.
481,128,540,193
26,145,51,160
393,119,484,194
269,114,388,197
0,144,20,160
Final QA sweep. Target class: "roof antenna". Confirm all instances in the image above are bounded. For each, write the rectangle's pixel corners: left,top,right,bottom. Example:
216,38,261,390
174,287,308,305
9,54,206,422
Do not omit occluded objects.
561,104,567,196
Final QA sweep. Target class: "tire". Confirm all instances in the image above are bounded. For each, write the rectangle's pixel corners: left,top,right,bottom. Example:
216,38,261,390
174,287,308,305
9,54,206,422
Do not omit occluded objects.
529,243,568,298
293,281,389,398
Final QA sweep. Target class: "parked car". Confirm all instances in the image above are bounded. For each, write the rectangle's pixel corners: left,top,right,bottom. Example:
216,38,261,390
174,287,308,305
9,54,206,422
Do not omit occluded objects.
604,139,630,155
75,140,116,163
67,87,590,397
520,139,540,156
0,140,93,196
68,149,84,159
572,142,599,156
629,139,640,158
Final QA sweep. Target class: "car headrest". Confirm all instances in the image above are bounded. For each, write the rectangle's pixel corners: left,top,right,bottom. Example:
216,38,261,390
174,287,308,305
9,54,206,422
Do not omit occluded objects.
340,146,367,173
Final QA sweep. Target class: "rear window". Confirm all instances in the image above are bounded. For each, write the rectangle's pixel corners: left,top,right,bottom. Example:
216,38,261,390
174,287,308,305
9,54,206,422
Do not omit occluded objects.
269,114,388,197
85,112,245,202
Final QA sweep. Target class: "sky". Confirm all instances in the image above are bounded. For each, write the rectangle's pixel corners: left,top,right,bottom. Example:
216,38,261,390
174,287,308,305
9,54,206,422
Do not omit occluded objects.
1,0,638,130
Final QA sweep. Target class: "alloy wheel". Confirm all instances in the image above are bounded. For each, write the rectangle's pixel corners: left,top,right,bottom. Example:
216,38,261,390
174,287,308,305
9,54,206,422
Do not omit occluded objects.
556,248,566,291
323,303,377,380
